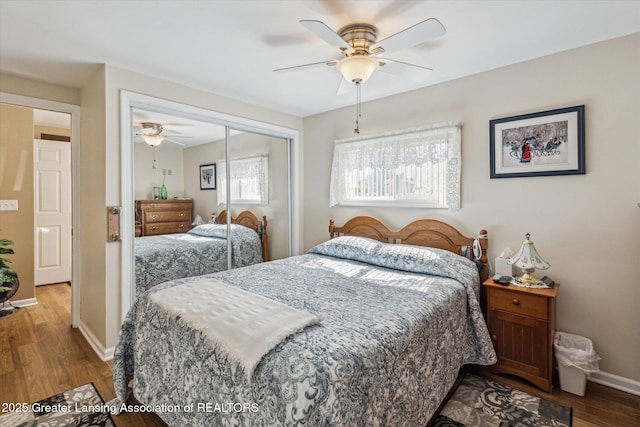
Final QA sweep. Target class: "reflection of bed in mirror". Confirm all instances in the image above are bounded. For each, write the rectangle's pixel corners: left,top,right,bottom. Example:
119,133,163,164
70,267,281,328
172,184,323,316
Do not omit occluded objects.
134,210,268,297
214,210,269,262
114,216,496,426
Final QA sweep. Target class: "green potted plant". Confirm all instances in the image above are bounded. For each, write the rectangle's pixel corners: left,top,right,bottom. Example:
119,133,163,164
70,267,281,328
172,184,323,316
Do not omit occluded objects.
0,237,18,302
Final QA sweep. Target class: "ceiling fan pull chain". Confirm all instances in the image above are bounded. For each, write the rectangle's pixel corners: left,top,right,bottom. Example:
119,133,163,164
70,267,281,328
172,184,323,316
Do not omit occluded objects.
354,81,361,134
152,146,157,169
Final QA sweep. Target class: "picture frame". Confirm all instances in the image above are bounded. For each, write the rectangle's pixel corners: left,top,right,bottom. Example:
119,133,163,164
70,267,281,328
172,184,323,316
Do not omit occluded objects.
199,163,216,190
490,105,585,178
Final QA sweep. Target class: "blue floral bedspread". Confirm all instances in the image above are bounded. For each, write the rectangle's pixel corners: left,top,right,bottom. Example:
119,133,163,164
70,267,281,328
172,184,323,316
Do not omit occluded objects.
134,224,262,296
114,237,496,426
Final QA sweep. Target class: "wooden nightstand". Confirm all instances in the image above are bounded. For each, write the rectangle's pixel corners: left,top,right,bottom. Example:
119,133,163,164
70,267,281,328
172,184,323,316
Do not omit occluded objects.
483,279,559,392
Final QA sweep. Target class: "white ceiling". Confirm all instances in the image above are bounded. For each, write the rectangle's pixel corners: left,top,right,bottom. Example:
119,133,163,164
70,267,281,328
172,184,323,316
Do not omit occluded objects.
1,1,638,119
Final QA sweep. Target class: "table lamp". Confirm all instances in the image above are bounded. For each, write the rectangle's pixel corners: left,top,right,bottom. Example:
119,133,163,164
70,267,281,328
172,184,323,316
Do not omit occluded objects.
192,214,205,226
508,233,550,285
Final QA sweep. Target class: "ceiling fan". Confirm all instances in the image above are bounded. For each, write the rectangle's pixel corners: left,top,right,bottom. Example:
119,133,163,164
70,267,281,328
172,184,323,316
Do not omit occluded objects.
274,18,446,92
134,122,191,147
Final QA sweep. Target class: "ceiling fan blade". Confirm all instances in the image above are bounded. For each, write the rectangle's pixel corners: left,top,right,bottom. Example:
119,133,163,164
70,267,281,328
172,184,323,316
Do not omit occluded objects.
371,18,446,54
300,20,355,53
138,123,192,127
161,131,192,138
274,59,338,73
378,58,433,81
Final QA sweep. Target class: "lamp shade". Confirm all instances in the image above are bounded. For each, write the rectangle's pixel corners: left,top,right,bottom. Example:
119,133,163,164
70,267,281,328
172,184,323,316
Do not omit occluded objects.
508,233,550,270
142,135,164,146
192,214,205,226
337,56,377,83
508,233,550,285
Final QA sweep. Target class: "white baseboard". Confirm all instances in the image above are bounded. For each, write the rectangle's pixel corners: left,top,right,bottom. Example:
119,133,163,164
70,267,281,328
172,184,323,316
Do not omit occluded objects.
2,297,38,308
78,320,115,362
104,346,115,361
589,370,640,396
3,299,116,361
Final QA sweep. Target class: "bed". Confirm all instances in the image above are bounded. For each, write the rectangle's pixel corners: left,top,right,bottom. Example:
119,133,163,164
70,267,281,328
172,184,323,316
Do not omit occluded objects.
134,210,269,296
113,216,496,425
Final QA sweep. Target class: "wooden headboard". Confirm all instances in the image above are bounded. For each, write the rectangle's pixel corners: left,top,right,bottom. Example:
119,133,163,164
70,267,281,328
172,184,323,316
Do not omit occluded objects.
329,216,489,282
214,210,269,262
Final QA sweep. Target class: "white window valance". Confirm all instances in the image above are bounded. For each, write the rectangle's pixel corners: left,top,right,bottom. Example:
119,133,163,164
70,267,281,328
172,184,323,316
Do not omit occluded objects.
217,155,269,205
329,121,461,210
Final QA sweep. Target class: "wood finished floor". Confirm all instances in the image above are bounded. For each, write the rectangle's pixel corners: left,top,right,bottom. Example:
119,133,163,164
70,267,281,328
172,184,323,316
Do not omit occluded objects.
2,283,638,427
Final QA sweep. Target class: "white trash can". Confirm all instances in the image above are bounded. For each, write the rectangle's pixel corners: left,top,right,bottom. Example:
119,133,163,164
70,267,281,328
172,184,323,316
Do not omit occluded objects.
553,331,601,396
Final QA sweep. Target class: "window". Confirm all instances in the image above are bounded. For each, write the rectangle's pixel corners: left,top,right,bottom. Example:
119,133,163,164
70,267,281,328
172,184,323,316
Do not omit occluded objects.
329,122,461,210
217,155,269,205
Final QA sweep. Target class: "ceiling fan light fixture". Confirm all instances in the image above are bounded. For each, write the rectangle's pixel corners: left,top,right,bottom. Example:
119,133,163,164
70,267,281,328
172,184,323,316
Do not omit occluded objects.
141,135,164,146
140,122,163,137
337,56,377,84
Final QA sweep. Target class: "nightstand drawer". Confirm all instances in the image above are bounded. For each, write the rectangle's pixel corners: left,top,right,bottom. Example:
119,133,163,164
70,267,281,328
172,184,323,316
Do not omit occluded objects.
489,289,547,319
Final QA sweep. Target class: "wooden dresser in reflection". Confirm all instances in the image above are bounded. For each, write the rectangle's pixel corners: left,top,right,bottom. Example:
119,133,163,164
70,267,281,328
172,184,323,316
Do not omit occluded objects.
135,200,193,236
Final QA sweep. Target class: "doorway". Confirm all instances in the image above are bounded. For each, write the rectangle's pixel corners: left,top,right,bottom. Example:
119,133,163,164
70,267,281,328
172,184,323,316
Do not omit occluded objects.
34,110,72,286
0,92,81,327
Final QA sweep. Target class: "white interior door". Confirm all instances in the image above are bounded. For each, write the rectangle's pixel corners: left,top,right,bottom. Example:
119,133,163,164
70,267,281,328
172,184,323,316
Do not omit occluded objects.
34,139,72,285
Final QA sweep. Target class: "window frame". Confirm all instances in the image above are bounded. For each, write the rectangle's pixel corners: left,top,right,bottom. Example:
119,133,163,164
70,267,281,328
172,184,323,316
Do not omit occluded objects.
329,122,462,210
217,154,269,205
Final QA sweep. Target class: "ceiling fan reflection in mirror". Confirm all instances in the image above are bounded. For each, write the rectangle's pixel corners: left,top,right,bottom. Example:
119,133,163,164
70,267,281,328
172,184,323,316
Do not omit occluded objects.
275,18,446,133
134,122,191,147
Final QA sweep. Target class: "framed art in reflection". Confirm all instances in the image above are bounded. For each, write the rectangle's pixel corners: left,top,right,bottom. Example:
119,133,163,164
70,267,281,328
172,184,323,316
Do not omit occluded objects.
199,163,216,190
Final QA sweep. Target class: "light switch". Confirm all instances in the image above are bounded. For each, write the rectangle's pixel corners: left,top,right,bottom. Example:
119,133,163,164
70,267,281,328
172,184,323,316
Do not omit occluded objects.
0,200,18,211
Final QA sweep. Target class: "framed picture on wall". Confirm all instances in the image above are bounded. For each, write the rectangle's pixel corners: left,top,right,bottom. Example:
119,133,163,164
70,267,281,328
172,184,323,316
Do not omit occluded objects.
490,105,585,178
199,163,216,190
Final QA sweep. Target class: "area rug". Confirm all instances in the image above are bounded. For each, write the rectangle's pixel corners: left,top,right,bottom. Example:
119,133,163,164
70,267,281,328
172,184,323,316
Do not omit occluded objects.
0,383,115,427
432,374,572,427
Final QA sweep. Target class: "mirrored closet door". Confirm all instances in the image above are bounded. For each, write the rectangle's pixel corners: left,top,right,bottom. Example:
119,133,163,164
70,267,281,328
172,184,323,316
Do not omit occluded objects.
130,109,292,300
132,110,230,298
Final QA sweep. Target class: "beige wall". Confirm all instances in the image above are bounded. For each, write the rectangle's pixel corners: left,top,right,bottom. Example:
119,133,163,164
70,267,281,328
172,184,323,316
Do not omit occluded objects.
0,73,81,105
134,143,185,200
302,34,640,381
183,140,223,221
0,104,35,301
80,66,108,345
